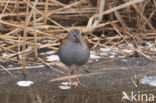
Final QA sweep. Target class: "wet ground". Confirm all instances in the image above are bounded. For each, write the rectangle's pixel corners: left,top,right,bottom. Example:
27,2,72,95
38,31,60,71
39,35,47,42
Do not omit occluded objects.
0,57,156,103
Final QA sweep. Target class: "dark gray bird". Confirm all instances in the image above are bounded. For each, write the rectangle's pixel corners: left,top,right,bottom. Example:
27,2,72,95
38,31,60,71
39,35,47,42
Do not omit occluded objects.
58,29,90,87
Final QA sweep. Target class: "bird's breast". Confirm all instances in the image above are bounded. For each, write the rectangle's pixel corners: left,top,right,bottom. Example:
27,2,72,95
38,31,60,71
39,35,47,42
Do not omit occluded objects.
58,42,90,66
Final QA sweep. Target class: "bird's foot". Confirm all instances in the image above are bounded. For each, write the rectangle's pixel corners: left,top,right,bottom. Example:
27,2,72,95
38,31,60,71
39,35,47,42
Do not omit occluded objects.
67,81,73,87
67,81,79,88
74,80,87,88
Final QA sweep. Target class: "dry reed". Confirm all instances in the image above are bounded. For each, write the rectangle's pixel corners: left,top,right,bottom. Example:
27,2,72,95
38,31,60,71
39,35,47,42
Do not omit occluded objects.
0,0,156,75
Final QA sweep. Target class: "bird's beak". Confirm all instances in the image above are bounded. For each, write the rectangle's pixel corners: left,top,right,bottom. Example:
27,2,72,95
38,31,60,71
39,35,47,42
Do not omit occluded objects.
76,37,82,46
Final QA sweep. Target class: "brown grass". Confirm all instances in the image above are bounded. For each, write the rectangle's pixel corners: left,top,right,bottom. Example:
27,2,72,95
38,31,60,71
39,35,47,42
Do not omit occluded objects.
0,0,156,75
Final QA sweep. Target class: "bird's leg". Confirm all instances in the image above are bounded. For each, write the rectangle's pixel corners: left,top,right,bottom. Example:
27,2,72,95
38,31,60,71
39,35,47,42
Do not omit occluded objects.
75,66,86,87
68,66,72,87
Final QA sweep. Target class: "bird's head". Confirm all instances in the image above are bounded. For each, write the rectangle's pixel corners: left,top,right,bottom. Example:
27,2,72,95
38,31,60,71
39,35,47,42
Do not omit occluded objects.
68,29,82,46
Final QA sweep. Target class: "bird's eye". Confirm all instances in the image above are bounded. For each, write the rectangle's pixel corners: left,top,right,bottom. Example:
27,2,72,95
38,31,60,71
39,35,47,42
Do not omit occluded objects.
74,35,76,38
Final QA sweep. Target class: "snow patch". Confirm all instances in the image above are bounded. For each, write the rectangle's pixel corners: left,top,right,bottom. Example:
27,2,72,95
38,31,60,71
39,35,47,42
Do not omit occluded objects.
2,52,8,57
150,48,156,52
90,51,101,59
40,51,55,55
17,81,34,87
140,76,156,87
99,48,111,52
100,52,108,56
122,49,134,53
46,55,60,61
58,86,70,89
61,82,78,86
109,55,115,58
42,40,53,43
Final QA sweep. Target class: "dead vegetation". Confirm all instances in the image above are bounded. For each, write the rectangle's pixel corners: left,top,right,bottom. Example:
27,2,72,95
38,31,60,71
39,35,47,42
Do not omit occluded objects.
0,0,156,75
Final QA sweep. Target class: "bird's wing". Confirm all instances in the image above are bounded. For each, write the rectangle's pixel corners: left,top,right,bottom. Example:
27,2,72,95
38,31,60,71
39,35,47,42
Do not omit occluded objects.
56,35,68,53
59,35,68,47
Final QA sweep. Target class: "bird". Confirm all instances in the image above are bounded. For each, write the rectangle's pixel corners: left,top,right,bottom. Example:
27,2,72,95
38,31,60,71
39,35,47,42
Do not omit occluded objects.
58,29,90,87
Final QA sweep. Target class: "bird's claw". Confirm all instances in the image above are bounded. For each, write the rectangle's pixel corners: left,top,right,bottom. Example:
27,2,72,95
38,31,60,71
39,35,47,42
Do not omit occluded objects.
67,81,73,87
74,80,86,88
